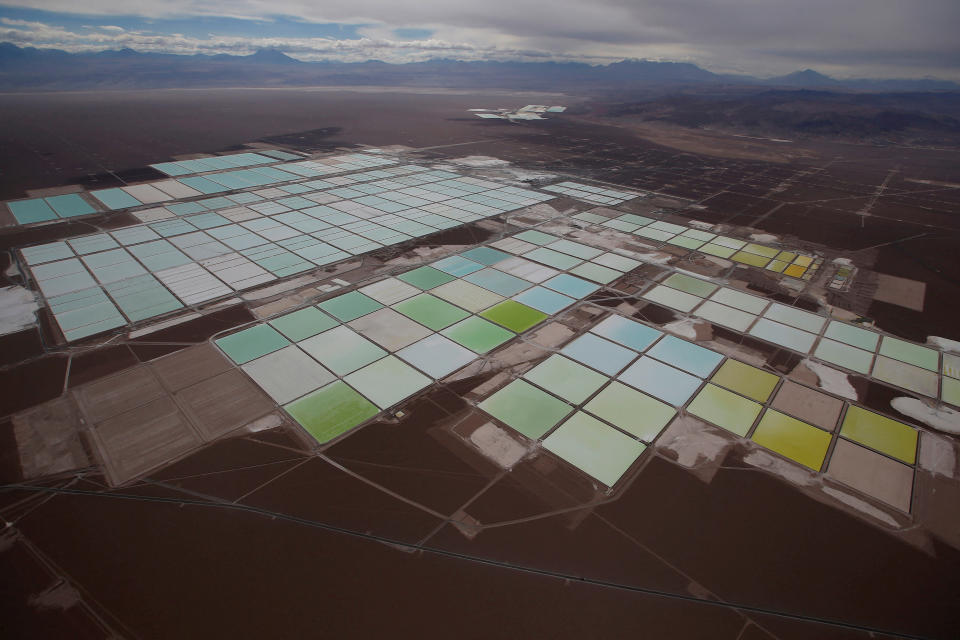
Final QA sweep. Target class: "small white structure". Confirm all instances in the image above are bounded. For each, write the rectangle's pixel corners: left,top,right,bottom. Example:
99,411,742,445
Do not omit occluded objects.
468,105,567,122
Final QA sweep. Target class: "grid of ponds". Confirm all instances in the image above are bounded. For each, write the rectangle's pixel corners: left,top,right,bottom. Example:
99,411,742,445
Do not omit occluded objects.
20,164,555,341
542,180,642,205
212,232,645,446
2,152,401,225
209,227,922,513
638,270,953,407
90,153,400,212
479,309,919,511
573,210,823,280
125,163,521,225
126,164,412,221
149,150,296,177
7,147,945,514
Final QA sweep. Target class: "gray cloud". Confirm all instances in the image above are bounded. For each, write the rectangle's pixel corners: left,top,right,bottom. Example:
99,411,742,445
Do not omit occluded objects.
1,0,958,78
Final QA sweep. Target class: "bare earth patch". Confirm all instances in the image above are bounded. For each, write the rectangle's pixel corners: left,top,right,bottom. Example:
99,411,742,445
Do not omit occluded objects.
873,273,926,311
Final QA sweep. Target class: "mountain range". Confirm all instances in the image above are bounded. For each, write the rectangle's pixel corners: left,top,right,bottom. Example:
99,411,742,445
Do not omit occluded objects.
0,43,957,93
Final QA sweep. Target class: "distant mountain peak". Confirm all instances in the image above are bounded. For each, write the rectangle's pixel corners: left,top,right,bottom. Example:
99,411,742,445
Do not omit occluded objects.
246,48,301,64
91,47,143,58
769,69,840,86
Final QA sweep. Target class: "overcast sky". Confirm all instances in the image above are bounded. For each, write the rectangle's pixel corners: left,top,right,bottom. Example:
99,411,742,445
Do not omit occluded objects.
1,1,958,79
